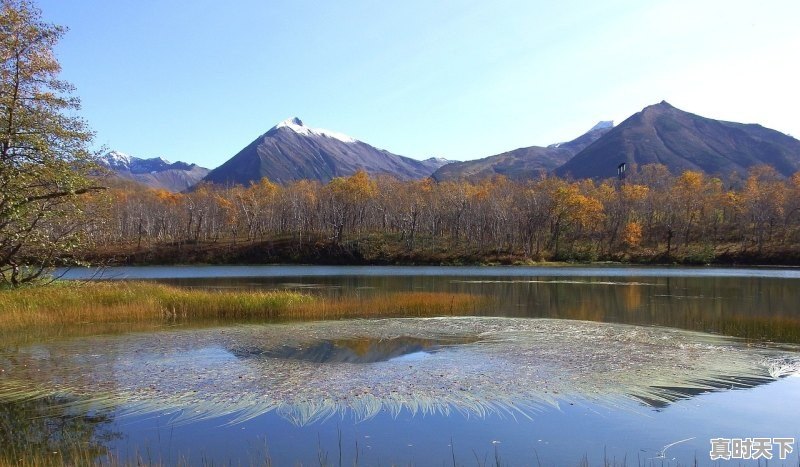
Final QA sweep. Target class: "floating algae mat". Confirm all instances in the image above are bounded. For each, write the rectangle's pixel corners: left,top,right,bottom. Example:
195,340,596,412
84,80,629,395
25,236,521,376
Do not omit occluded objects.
1,318,798,425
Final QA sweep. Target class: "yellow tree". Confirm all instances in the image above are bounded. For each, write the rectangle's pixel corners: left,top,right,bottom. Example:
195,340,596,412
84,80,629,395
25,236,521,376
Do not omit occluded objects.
325,170,377,243
250,178,280,239
0,0,101,285
786,172,800,243
151,189,183,242
621,220,643,248
215,187,240,243
594,180,648,251
629,164,673,245
512,180,550,257
655,170,708,254
542,179,604,257
234,178,279,241
740,166,787,251
465,176,512,251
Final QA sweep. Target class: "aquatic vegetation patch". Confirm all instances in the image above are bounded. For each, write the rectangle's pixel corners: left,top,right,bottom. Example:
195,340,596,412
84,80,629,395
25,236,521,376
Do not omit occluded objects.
0,318,798,426
0,282,310,327
0,282,485,336
451,279,661,286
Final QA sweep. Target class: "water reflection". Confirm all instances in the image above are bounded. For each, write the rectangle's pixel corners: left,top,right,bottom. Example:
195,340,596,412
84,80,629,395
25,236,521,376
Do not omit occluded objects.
152,272,800,343
0,396,119,464
58,265,800,280
1,318,797,426
23,266,800,464
236,336,479,364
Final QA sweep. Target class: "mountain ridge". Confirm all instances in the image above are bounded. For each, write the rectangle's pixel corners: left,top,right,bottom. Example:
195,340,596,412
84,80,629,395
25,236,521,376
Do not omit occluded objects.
556,101,800,179
202,118,450,185
99,151,210,192
431,122,614,182
105,103,800,189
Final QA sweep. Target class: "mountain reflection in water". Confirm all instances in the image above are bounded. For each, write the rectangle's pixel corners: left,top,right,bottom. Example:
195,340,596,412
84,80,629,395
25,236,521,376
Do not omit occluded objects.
234,336,479,364
2,318,798,426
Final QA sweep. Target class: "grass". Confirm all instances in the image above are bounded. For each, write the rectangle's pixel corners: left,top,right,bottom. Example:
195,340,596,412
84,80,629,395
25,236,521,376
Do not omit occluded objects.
0,281,488,336
0,452,95,467
299,291,485,320
0,450,220,467
0,441,736,467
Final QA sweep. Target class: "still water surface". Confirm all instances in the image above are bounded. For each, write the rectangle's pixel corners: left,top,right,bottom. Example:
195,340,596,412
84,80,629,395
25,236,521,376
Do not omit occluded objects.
2,265,799,465
62,264,800,343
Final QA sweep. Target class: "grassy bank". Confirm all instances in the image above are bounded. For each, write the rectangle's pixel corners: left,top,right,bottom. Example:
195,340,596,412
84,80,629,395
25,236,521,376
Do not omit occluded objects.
0,282,487,335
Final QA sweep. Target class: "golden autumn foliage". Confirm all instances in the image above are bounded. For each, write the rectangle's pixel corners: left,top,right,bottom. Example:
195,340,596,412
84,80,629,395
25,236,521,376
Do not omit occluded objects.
621,183,649,202
622,221,643,248
328,170,378,203
77,164,800,263
0,0,99,286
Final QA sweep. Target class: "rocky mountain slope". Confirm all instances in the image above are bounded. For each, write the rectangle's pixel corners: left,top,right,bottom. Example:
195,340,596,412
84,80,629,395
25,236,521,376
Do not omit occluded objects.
203,118,451,185
556,102,800,179
431,121,613,181
99,151,210,192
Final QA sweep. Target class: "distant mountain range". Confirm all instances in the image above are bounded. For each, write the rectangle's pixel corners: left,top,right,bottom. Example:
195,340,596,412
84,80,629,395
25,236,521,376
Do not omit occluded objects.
100,104,800,191
432,121,614,182
202,118,451,186
556,101,800,179
99,151,209,192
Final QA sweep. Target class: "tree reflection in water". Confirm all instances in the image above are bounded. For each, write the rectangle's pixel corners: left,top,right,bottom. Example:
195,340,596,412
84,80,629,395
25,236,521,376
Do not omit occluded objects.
0,395,119,463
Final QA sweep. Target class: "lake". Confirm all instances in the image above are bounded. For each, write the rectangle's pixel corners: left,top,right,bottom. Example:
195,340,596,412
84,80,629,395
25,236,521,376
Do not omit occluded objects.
2,265,800,465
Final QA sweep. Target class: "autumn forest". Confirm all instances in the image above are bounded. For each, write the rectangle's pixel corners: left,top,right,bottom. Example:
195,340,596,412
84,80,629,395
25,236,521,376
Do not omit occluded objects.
70,164,800,266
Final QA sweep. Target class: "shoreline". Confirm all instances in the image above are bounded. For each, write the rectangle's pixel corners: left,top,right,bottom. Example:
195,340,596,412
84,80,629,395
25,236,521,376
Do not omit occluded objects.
65,237,800,268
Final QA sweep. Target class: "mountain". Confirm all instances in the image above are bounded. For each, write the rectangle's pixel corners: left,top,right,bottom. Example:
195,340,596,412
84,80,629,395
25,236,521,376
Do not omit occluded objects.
431,122,613,182
100,151,210,192
556,101,800,180
422,156,454,171
203,118,450,185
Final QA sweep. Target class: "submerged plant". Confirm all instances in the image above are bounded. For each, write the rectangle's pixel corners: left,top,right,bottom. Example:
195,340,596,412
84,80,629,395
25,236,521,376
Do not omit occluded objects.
0,317,798,426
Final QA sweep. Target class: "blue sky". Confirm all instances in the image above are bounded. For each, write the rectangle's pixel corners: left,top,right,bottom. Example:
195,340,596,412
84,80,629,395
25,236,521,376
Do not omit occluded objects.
39,0,800,168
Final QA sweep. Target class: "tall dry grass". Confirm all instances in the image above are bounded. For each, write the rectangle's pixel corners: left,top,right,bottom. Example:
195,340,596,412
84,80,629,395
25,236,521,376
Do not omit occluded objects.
0,449,202,467
0,282,487,335
286,291,485,320
0,282,309,329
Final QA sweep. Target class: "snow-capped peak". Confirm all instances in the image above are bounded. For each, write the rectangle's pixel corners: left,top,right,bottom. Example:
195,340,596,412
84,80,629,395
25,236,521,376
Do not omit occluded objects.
101,151,184,174
102,150,132,167
279,117,304,127
272,117,358,144
589,121,614,132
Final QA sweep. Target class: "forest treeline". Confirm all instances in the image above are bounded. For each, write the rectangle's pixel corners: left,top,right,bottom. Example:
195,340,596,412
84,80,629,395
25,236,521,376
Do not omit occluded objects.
75,164,800,265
